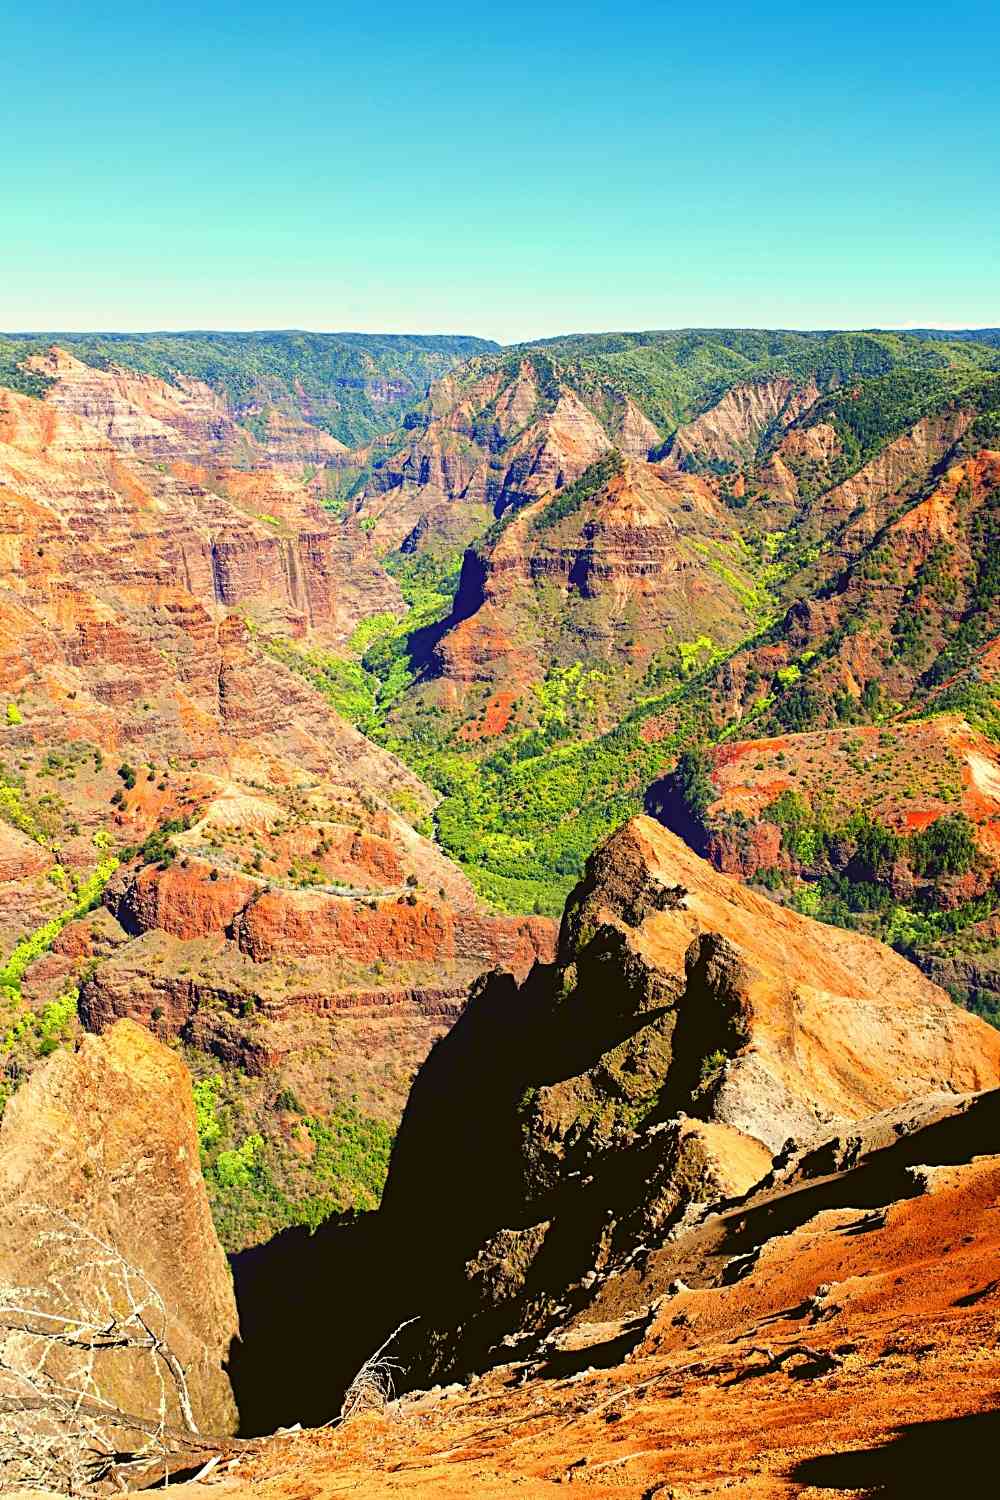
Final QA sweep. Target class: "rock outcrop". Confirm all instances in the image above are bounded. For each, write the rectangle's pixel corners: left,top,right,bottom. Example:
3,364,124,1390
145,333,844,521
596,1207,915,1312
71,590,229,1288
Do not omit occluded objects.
663,375,819,471
0,378,402,653
81,867,555,1085
26,345,261,466
381,820,1000,1322
692,446,1000,741
205,1088,1000,1499
0,1020,238,1437
350,356,617,554
228,818,1000,1425
0,373,564,1253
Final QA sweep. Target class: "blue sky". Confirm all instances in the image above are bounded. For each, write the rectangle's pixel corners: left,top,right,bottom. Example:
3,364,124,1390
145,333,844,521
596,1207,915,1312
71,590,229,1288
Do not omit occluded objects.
2,0,998,342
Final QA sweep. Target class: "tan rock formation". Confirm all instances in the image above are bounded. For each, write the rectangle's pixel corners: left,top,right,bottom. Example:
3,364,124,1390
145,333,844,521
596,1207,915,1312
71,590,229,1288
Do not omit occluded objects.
0,1019,238,1435
664,376,819,471
355,817,1000,1386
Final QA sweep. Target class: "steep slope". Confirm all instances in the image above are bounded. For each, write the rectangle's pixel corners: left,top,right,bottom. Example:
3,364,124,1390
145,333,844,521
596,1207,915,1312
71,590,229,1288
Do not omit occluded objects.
420,452,769,724
646,714,1000,1025
25,344,274,466
350,355,621,554
693,446,1000,740
227,818,1000,1429
1,330,496,450
196,1091,1000,1499
661,372,820,470
0,377,402,647
353,362,1000,917
0,1018,238,1463
0,380,555,1249
347,329,996,553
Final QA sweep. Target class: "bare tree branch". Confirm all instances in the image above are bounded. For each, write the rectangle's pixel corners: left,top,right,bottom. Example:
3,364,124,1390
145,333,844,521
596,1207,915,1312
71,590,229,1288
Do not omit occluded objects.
0,1208,215,1492
336,1317,419,1426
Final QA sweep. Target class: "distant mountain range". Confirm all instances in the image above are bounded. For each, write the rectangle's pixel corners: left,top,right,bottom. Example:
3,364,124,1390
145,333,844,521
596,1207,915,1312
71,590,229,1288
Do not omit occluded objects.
0,329,498,447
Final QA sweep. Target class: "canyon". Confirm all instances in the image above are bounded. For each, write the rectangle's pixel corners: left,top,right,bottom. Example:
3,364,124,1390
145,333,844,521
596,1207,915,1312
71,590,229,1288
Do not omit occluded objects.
3,326,1000,1497
99,816,1000,1497
0,351,556,1246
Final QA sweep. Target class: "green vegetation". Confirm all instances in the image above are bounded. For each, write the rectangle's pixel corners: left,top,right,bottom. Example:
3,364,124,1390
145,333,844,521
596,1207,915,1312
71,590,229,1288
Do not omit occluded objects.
1,989,77,1061
373,671,715,913
264,637,381,731
120,817,191,869
0,339,52,399
910,813,978,878
0,770,56,845
530,451,623,532
0,987,81,1116
264,548,462,747
0,331,496,447
925,469,1000,684
762,794,978,886
0,855,119,1003
303,334,1000,916
810,368,993,479
919,681,1000,742
193,1073,394,1250
699,1049,728,1085
673,747,715,821
731,798,994,1010
514,329,999,444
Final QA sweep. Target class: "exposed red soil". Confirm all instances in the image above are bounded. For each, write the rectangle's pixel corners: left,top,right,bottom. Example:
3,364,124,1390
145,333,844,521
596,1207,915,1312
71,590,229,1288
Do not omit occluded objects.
165,1152,1000,1499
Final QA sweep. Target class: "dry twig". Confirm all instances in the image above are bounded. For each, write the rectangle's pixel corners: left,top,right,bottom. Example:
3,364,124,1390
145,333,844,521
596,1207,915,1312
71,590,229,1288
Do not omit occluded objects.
335,1317,419,1426
0,1207,221,1492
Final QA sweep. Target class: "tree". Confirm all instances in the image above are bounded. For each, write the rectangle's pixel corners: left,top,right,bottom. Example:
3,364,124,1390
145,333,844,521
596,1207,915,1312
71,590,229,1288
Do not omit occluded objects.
910,813,978,878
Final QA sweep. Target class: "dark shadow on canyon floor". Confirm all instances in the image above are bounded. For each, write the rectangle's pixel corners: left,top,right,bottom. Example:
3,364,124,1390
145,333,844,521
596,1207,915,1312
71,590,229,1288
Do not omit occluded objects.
790,1409,1000,1497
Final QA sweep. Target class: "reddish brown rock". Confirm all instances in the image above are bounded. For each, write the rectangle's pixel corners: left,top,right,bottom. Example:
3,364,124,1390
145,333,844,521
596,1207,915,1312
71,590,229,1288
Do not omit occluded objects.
233,886,553,980
107,857,260,941
426,453,769,722
351,357,615,553
0,823,50,882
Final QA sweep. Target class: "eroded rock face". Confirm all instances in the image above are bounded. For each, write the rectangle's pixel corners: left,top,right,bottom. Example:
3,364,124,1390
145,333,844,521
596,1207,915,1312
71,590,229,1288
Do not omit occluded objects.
0,377,559,1255
27,346,254,466
663,376,819,471
347,817,1000,1380
699,447,1000,739
0,377,402,655
80,892,554,1080
350,358,616,554
0,1019,238,1435
26,345,352,470
430,455,758,709
206,1087,1000,1496
0,823,51,883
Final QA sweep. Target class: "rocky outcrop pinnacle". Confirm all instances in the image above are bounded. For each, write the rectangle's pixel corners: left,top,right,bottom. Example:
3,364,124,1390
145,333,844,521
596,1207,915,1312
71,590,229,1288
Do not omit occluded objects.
355,817,1000,1379
0,1019,239,1435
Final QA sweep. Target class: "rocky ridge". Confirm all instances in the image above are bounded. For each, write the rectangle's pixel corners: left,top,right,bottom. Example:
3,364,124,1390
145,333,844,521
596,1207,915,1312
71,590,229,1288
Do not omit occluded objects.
226,817,1000,1431
189,1088,1000,1499
424,452,768,721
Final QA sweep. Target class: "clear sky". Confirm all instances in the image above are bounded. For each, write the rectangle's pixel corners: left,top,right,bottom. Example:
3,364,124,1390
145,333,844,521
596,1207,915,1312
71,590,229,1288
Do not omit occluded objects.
3,0,998,343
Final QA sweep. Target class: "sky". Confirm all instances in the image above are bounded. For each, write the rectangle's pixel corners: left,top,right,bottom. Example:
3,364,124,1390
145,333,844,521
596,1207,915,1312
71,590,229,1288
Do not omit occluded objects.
2,1,998,343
